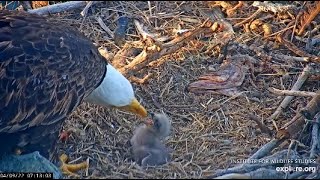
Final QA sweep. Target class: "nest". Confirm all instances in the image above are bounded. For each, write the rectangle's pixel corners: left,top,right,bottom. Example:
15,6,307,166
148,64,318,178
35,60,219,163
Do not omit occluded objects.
2,1,320,179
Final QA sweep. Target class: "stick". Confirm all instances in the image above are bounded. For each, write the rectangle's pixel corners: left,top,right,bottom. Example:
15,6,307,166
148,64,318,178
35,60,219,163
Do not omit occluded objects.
300,90,320,120
247,168,285,179
248,138,284,160
279,30,320,63
234,9,262,28
289,171,309,179
20,1,32,10
277,91,320,139
213,173,250,179
310,112,320,159
134,19,157,40
96,16,114,38
270,53,310,63
268,87,317,97
214,168,286,179
119,19,220,75
160,76,173,98
28,1,102,15
252,1,296,13
248,114,273,137
269,65,313,120
129,73,153,84
80,1,93,17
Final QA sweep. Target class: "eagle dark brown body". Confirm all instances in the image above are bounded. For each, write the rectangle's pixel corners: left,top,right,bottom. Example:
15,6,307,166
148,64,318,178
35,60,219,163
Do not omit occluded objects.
0,10,106,158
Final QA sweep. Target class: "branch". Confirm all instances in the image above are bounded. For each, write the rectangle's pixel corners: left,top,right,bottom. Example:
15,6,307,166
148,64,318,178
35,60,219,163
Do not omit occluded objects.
234,9,262,28
96,16,114,38
248,138,284,160
252,1,296,13
310,112,320,158
80,1,93,17
300,91,320,120
270,53,310,63
278,30,320,63
277,91,320,139
268,87,317,97
27,1,102,15
269,64,313,120
214,168,286,179
118,20,212,75
248,114,273,137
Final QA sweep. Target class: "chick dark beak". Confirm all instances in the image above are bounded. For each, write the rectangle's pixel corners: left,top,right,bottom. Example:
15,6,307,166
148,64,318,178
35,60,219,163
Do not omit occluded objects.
149,112,155,118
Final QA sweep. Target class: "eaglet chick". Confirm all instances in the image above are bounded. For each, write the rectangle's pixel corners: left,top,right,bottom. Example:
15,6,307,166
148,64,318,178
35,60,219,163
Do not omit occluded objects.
130,112,172,167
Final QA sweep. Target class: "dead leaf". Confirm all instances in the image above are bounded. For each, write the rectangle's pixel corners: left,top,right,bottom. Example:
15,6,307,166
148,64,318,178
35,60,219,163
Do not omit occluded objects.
297,1,320,36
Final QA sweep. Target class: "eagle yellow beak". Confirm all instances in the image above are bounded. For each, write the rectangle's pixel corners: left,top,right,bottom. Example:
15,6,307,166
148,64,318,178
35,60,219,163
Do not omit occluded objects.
118,98,148,117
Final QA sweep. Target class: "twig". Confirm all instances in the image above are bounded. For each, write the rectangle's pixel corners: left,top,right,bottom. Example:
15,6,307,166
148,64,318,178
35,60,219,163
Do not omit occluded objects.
160,76,173,98
141,86,193,121
263,25,294,38
234,9,262,28
270,53,310,63
80,1,93,17
309,112,320,159
118,20,212,75
85,157,89,177
214,168,286,179
248,114,273,137
252,1,296,13
147,1,152,17
233,43,272,62
20,1,32,10
268,87,317,97
96,16,114,38
247,168,285,179
277,91,320,139
213,173,250,179
28,1,89,15
248,138,284,160
226,1,244,17
279,30,320,63
291,2,306,41
98,47,114,61
134,19,157,40
289,171,309,179
306,172,318,179
129,73,153,84
269,65,313,120
300,90,320,120
79,1,94,30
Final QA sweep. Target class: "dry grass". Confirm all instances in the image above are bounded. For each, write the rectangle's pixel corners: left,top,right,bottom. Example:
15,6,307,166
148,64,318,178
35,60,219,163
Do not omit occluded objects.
27,1,319,178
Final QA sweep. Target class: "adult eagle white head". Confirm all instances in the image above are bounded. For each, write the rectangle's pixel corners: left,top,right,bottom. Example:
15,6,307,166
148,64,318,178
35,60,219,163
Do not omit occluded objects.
0,9,148,163
85,63,147,116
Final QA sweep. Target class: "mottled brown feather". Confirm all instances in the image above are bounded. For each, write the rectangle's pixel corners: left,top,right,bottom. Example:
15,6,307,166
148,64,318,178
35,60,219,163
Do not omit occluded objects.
0,10,107,158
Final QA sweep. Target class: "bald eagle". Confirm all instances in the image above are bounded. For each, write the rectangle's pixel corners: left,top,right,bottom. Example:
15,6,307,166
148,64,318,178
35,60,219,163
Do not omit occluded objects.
0,10,148,174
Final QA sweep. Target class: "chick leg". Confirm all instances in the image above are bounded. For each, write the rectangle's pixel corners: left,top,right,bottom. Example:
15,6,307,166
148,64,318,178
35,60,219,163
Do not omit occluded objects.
59,154,89,177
